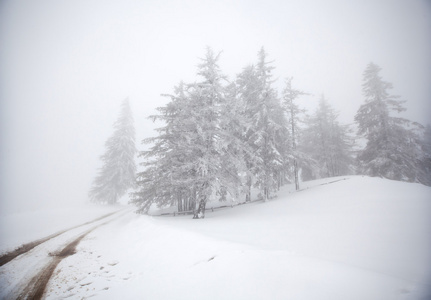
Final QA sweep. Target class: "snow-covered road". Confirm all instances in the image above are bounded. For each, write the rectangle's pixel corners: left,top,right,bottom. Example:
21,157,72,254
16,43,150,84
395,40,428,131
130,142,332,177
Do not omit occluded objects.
0,209,129,299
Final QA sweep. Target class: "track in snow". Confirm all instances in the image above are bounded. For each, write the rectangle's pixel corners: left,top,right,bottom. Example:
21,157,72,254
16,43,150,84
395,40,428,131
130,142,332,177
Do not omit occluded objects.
0,209,130,299
0,210,120,267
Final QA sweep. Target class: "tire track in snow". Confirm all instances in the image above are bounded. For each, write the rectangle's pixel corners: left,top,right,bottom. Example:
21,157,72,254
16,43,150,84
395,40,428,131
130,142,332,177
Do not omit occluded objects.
0,210,123,267
10,210,131,300
16,230,92,300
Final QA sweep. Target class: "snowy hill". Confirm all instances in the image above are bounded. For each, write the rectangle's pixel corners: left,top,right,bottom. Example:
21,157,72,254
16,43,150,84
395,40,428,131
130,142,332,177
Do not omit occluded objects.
123,175,430,300
1,176,431,299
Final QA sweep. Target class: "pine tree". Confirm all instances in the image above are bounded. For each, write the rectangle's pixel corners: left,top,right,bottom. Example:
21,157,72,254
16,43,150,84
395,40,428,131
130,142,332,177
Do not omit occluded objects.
89,98,137,204
189,48,248,217
418,124,431,186
132,48,246,218
300,95,354,179
355,63,421,182
242,48,285,201
281,77,307,190
131,82,196,213
235,64,260,202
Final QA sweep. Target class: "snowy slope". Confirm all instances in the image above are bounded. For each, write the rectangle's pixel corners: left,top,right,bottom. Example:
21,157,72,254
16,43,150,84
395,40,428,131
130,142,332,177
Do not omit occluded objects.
39,176,431,300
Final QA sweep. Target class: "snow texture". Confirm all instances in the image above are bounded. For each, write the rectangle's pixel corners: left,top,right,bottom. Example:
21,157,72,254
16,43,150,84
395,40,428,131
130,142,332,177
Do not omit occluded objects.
1,176,430,299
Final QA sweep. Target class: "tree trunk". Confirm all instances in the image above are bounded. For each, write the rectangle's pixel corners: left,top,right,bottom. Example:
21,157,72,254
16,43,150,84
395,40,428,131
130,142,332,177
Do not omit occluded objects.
193,197,206,219
245,175,251,202
189,187,196,211
294,159,299,191
177,192,183,212
264,187,269,201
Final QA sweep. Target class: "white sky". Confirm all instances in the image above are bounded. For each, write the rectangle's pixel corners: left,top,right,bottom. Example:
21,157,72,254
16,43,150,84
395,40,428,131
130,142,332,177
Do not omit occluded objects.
1,0,430,212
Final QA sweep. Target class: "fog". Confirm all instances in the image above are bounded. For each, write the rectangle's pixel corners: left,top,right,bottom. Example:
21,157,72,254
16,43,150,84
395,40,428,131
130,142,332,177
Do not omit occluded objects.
1,0,430,213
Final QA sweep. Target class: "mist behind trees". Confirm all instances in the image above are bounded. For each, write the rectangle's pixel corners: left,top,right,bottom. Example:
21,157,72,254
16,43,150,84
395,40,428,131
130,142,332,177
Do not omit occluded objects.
130,48,431,217
1,0,429,213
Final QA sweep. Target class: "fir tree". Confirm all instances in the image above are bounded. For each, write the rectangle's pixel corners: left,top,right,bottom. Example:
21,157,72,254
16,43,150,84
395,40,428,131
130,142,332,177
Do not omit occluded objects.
89,98,137,204
131,82,196,213
300,95,354,179
240,48,285,201
235,64,260,201
281,77,307,190
418,124,431,186
355,63,421,182
132,48,246,218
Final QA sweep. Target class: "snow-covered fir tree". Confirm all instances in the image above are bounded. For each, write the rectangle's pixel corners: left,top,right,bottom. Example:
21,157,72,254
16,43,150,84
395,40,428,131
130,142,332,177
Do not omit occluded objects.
235,64,261,202
89,98,137,204
132,48,246,218
300,95,354,180
131,82,195,213
240,48,286,201
272,103,290,191
281,77,307,190
354,63,423,182
418,124,431,186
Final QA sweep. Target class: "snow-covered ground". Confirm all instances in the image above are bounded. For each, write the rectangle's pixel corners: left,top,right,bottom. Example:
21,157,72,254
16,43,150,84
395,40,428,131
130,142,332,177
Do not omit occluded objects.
1,176,431,299
0,204,121,255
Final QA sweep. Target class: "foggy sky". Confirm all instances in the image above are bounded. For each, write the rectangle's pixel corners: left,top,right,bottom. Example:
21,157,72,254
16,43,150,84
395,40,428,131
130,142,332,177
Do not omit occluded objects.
1,0,430,213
